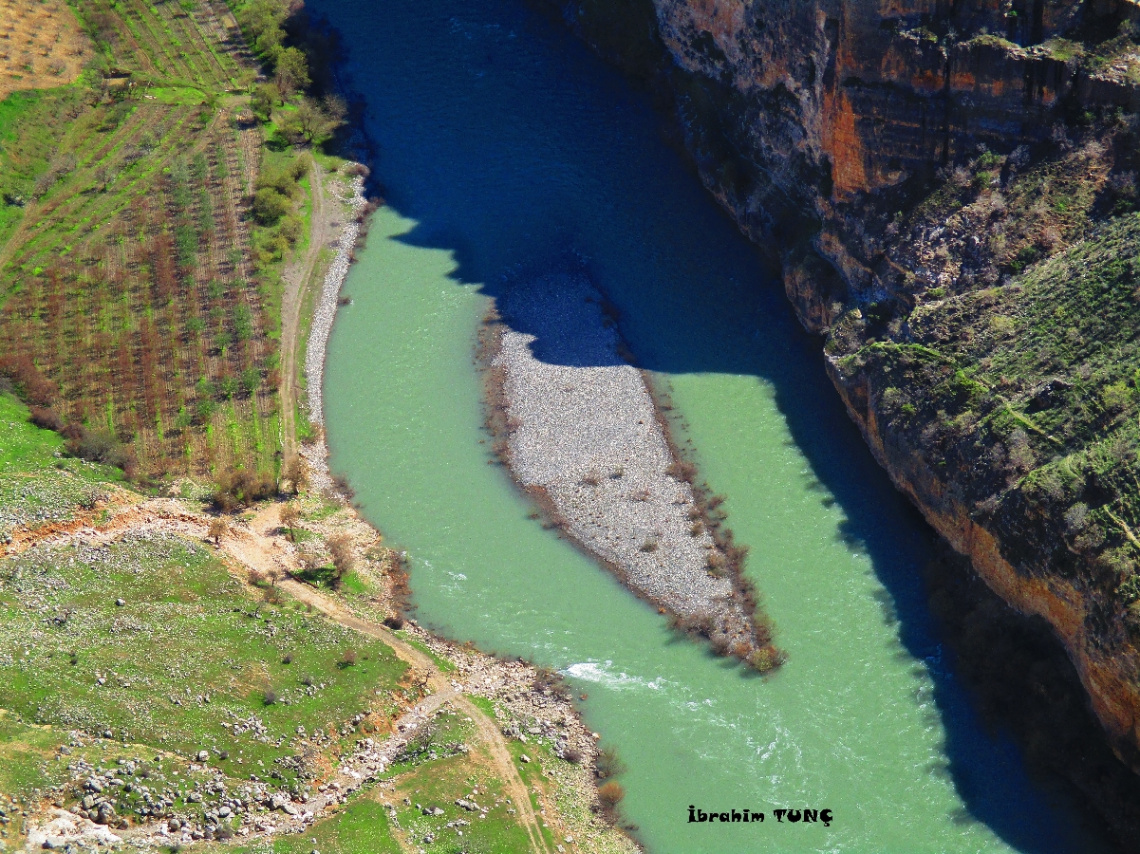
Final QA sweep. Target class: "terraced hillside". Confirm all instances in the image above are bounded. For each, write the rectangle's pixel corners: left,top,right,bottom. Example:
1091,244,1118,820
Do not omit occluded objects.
0,0,276,481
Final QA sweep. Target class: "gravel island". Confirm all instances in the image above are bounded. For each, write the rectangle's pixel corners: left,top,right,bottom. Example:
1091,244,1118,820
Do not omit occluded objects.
489,273,774,666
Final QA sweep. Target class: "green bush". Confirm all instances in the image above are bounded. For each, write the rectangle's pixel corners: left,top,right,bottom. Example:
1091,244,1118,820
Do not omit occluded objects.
252,186,290,225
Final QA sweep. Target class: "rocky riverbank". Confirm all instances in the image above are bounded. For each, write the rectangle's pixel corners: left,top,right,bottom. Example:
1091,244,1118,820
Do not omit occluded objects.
487,273,777,668
303,173,366,431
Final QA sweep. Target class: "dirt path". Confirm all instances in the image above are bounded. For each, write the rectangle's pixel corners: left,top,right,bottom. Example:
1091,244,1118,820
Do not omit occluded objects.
456,694,553,854
278,160,336,462
6,500,553,854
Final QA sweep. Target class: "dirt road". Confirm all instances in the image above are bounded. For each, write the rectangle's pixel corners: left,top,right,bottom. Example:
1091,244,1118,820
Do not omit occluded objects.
278,160,340,462
7,499,554,854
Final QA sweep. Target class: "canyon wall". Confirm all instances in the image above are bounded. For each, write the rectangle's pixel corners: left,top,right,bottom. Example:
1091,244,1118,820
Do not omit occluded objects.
543,0,1140,775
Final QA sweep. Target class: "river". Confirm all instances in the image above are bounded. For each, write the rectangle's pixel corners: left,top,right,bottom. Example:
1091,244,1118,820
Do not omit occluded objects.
313,1,1111,850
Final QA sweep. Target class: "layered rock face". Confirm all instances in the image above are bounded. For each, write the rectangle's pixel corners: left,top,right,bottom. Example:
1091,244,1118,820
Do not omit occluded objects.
640,0,1140,322
544,0,1140,778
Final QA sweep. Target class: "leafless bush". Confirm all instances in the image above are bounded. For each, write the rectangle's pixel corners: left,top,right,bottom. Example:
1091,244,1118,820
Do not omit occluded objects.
212,467,275,511
331,473,355,499
282,456,307,494
280,503,301,540
208,518,229,544
596,746,625,779
598,781,625,810
328,534,355,587
29,406,63,431
665,460,697,482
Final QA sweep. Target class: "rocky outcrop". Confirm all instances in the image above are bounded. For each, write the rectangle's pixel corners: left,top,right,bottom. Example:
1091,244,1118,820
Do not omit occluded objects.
542,0,1140,778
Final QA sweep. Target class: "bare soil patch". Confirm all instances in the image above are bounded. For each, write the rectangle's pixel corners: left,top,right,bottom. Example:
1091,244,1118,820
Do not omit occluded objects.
0,0,90,98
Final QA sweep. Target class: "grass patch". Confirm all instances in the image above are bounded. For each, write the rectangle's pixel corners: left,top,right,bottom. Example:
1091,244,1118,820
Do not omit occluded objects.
0,531,408,779
0,393,122,537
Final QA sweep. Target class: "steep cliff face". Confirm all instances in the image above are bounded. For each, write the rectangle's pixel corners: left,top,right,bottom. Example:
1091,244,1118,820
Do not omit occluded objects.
645,0,1140,321
543,0,1140,778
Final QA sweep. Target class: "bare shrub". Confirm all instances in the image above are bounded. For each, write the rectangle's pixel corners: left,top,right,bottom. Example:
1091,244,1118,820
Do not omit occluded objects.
208,518,229,545
29,406,63,431
706,552,727,575
598,781,625,809
666,460,696,482
280,503,301,540
328,534,355,588
64,425,135,475
282,456,307,494
213,467,275,511
331,473,355,498
596,746,626,779
0,354,57,406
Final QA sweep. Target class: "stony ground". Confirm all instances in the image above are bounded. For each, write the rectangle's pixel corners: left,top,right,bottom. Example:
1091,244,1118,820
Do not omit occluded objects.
0,444,638,854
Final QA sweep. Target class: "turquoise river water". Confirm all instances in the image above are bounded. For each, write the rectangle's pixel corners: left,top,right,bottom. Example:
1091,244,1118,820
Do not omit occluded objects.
313,1,1113,851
